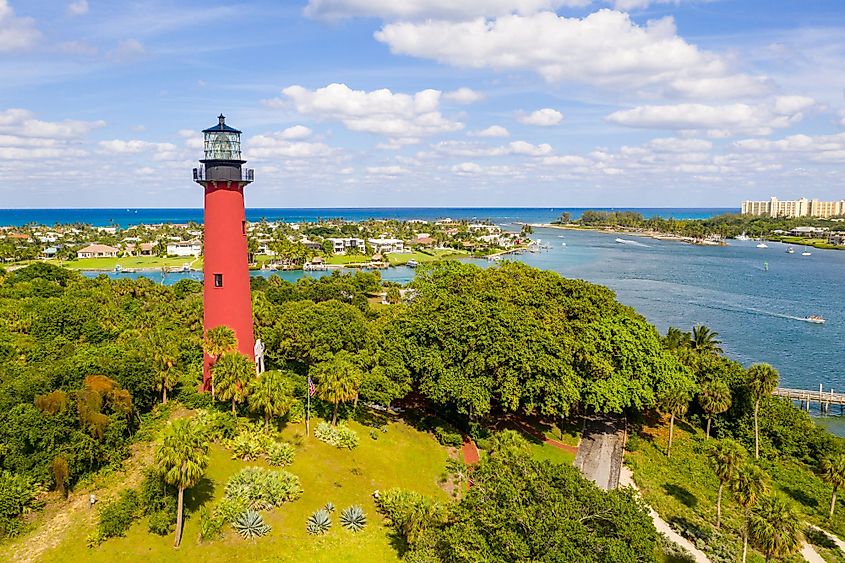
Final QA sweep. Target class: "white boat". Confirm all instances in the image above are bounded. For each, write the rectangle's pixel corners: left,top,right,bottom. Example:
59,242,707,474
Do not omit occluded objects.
786,247,794,254
561,242,567,247
615,237,633,244
805,315,826,324
756,242,768,248
802,251,812,256
736,232,751,241
407,259,419,268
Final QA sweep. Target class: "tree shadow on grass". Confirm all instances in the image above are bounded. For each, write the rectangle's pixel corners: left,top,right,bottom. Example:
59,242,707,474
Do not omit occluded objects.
781,485,819,508
664,483,698,508
185,477,215,512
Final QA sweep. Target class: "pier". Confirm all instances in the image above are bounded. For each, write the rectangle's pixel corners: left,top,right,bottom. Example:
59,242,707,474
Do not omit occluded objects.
774,385,845,414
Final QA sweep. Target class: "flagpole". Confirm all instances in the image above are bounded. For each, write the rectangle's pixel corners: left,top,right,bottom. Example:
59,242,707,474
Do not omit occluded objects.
306,379,311,437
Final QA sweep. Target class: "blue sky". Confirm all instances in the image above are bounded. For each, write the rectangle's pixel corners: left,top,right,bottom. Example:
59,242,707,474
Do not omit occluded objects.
1,0,844,208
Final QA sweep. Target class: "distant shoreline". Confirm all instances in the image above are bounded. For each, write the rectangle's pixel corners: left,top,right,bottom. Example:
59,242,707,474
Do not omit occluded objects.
535,223,726,246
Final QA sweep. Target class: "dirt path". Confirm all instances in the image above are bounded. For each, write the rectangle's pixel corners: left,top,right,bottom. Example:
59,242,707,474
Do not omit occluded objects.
506,420,578,454
575,415,625,490
807,524,845,556
619,465,711,562
4,441,154,563
801,542,825,562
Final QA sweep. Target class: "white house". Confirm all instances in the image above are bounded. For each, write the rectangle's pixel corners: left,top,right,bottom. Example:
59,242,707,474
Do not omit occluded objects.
166,240,202,257
327,237,366,255
368,237,405,254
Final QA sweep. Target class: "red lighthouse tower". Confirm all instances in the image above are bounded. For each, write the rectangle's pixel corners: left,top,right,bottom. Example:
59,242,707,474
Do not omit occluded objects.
193,115,255,389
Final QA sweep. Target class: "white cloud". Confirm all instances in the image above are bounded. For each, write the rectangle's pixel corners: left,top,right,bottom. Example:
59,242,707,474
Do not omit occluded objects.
107,38,144,62
375,10,768,99
67,0,89,16
733,132,845,163
272,83,463,139
839,110,845,127
646,137,713,152
305,0,590,21
367,165,409,175
279,125,313,139
0,0,39,52
0,108,105,138
470,125,510,137
605,97,818,136
519,108,563,126
451,161,483,174
427,139,551,157
98,139,178,159
542,155,590,166
444,87,484,104
247,132,334,159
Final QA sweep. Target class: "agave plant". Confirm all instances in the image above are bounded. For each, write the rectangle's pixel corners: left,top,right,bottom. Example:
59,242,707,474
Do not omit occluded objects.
306,508,332,535
324,501,335,513
233,509,271,539
340,505,367,532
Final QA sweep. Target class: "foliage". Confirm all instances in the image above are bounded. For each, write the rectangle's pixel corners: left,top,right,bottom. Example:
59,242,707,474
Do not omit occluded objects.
228,427,272,461
266,441,295,467
223,466,303,511
820,454,845,519
311,350,363,425
213,352,254,413
314,421,359,449
233,509,271,539
248,369,296,430
340,505,367,532
432,422,463,447
0,471,41,538
306,508,332,535
376,488,446,546
747,493,803,561
194,408,238,441
198,505,225,542
95,489,140,544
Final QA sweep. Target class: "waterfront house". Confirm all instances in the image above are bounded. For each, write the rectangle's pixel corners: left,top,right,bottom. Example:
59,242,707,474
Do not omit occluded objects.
166,240,202,257
368,237,404,254
77,244,120,259
789,226,828,237
327,237,366,255
125,242,154,256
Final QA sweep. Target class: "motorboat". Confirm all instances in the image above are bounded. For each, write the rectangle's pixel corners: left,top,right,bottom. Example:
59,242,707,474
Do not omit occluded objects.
805,316,826,324
786,247,794,254
756,242,768,248
736,232,750,241
407,259,419,268
802,251,812,256
561,242,567,247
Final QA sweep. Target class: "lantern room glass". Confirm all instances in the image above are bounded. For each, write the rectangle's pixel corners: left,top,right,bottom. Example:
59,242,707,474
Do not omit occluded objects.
204,131,241,160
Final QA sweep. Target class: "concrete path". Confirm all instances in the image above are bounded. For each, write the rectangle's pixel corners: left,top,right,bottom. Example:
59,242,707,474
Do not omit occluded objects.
619,465,712,563
807,524,845,556
575,415,625,490
801,542,825,563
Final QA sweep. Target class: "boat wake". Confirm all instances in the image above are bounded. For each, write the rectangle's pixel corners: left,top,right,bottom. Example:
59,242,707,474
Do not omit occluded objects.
692,301,822,324
615,237,650,248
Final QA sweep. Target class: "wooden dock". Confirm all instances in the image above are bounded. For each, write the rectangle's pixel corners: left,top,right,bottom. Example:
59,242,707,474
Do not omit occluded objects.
774,385,845,414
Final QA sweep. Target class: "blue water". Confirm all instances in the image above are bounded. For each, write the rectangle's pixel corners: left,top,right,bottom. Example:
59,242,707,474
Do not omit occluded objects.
82,226,845,399
0,207,734,228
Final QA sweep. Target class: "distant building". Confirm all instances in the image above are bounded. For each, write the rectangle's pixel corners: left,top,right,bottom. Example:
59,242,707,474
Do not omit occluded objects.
741,197,845,218
327,237,366,255
368,237,404,254
125,242,154,256
167,240,202,257
77,244,120,259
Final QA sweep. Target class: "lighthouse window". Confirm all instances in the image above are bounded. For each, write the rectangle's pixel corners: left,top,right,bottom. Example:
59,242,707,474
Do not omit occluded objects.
242,221,246,235
214,274,223,288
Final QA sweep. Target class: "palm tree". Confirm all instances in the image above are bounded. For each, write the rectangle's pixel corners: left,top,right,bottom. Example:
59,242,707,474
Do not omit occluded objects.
699,379,732,438
155,419,209,547
691,325,722,354
248,370,296,431
747,363,779,459
311,351,363,426
213,352,254,414
820,454,845,519
202,326,238,400
731,462,769,563
664,326,691,351
707,438,746,528
147,328,179,404
660,391,690,457
748,493,802,562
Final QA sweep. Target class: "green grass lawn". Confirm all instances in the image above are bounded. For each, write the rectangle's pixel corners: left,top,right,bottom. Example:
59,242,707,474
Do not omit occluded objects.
626,417,845,563
39,417,448,562
386,249,467,266
51,256,201,270
772,236,842,250
324,254,372,265
528,442,576,465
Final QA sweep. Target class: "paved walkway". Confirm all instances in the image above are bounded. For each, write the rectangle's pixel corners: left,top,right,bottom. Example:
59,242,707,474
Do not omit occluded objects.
801,542,825,562
575,415,625,490
461,436,480,465
506,420,578,454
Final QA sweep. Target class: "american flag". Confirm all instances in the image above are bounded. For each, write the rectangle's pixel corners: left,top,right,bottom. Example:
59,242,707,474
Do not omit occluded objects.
308,377,316,397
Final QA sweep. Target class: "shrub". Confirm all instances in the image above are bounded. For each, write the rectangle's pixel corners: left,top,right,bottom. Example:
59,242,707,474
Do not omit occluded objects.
267,442,295,467
376,488,445,545
0,471,41,539
228,428,271,461
215,496,248,524
96,489,140,543
233,509,271,539
433,425,463,447
340,505,367,532
224,467,303,511
147,508,175,536
370,429,379,440
306,508,332,535
324,501,335,513
625,433,643,452
194,409,238,441
314,422,359,449
287,400,305,423
198,505,225,542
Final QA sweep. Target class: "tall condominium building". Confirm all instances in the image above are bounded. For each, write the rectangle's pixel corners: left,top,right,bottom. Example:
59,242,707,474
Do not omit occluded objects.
741,197,845,218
